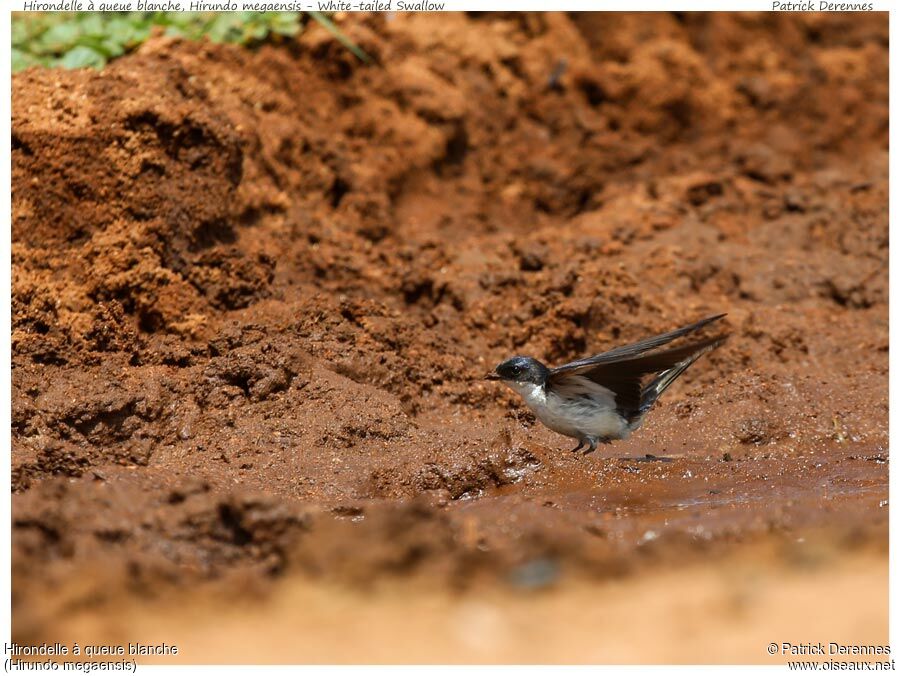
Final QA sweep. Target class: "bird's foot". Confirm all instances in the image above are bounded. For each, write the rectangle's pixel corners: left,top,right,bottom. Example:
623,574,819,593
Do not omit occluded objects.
580,437,611,455
571,440,585,453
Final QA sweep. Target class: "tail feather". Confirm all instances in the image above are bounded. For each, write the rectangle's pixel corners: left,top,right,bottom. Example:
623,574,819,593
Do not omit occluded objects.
631,337,725,426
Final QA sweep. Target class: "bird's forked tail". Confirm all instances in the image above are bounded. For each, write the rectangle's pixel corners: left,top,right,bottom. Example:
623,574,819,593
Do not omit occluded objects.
628,336,726,430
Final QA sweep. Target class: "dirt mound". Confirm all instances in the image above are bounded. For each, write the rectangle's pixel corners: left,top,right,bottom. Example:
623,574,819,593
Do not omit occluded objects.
11,12,888,656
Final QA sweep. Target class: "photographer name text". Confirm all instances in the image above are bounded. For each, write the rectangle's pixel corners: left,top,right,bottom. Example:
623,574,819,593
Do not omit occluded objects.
772,1,874,9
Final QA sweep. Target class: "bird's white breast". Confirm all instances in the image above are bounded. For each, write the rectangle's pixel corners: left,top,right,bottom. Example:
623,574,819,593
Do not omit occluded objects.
506,377,629,441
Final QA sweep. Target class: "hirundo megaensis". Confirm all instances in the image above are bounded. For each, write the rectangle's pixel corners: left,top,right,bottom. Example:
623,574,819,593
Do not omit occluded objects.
485,314,727,454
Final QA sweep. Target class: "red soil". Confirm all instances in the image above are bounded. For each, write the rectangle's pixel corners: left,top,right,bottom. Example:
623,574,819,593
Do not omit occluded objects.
11,11,888,662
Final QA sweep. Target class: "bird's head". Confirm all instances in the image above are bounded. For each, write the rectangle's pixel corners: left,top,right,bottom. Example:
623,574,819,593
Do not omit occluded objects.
485,356,550,386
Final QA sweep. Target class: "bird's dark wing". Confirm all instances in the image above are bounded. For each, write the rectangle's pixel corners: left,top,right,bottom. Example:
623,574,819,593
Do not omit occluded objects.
549,316,727,419
550,314,726,374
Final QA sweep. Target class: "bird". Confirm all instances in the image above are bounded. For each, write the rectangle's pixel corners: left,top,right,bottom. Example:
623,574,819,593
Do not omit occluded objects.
484,314,727,455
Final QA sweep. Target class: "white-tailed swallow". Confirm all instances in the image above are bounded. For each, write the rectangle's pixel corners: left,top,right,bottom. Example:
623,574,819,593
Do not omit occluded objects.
485,314,727,454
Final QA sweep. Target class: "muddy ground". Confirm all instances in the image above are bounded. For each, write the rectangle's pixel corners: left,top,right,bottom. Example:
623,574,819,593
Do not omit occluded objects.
11,11,889,663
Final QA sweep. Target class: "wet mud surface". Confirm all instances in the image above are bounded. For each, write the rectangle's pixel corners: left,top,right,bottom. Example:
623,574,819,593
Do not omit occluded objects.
11,12,888,662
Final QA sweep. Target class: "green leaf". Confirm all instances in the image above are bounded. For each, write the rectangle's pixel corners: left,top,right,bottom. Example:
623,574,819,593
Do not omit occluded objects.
12,20,33,47
270,13,301,37
39,21,82,53
59,45,107,70
164,12,202,29
244,21,269,42
206,14,240,43
12,47,41,72
78,13,107,38
164,25,187,38
13,11,366,71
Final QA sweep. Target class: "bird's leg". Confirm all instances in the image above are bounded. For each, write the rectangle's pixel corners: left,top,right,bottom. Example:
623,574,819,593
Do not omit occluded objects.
571,439,585,453
581,437,599,455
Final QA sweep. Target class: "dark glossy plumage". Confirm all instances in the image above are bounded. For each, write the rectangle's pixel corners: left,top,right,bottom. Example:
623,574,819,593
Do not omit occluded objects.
485,314,728,454
548,314,727,422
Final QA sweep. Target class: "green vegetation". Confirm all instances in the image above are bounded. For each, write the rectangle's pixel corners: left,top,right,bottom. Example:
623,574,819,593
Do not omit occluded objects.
12,11,370,72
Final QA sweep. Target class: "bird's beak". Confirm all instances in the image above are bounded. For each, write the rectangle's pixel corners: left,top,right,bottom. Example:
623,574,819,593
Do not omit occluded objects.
484,372,500,381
